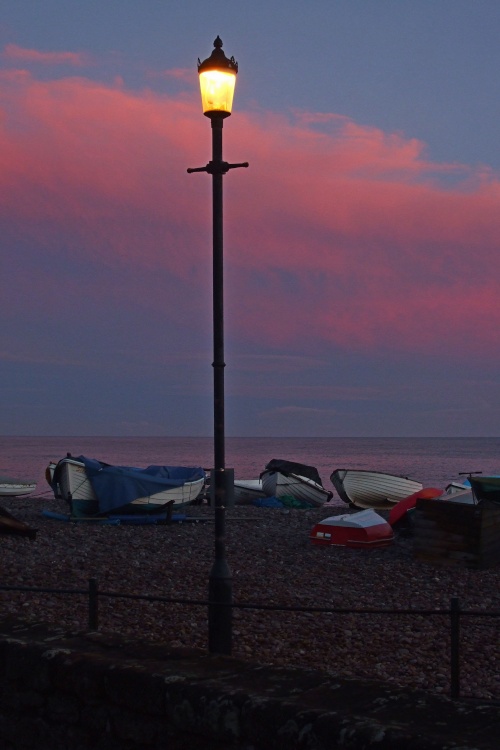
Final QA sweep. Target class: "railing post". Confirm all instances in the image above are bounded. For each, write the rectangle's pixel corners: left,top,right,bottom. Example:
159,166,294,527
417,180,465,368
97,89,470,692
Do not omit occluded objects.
88,578,99,631
450,597,460,700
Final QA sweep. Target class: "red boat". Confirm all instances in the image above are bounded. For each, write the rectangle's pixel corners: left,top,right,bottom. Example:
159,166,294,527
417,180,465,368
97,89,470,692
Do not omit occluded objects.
389,487,443,527
310,509,393,549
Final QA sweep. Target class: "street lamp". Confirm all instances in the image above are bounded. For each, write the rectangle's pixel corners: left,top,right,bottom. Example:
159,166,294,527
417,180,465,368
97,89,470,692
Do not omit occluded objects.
188,37,248,655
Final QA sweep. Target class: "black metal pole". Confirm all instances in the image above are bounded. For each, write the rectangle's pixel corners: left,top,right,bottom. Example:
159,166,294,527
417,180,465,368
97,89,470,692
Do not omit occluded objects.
208,115,232,654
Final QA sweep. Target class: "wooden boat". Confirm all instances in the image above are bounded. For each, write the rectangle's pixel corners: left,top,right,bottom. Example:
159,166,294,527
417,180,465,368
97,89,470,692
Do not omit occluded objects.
0,476,37,497
330,469,423,510
310,509,393,548
48,454,206,516
0,506,37,539
260,459,332,507
233,479,266,505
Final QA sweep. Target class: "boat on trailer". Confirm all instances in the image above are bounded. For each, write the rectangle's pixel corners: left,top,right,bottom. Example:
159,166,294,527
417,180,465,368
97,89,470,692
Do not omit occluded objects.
48,454,206,517
260,459,332,507
310,509,394,549
330,469,423,510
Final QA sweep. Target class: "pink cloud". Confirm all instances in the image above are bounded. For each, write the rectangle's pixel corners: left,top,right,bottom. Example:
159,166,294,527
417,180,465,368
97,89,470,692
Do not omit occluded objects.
2,43,89,67
145,67,194,85
1,66,500,363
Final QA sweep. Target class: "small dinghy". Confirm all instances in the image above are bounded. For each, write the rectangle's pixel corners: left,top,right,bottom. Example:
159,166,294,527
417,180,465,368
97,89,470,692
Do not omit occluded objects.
233,479,266,505
260,459,332,507
389,487,443,526
330,469,423,510
468,475,500,505
310,509,394,548
429,478,481,506
0,476,37,497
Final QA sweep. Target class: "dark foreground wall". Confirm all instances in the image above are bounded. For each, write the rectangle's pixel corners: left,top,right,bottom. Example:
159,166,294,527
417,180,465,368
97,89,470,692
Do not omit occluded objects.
0,618,499,750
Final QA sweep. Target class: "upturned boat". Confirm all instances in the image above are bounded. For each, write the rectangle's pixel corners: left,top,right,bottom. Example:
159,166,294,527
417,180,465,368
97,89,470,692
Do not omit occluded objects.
260,459,332,507
48,454,206,517
330,469,423,510
310,509,394,548
388,487,443,526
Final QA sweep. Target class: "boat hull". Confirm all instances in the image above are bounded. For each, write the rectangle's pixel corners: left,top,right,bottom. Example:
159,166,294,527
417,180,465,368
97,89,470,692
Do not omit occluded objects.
0,506,37,538
0,478,37,497
261,471,332,507
311,509,394,548
51,457,206,516
331,469,423,510
469,476,500,504
233,479,266,505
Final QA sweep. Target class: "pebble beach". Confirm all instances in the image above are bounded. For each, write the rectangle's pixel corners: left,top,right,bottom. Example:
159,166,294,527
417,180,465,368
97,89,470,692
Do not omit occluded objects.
1,493,499,702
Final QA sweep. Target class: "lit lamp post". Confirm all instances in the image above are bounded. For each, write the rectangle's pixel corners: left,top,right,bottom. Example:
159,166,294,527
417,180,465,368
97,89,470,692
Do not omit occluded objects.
188,37,248,654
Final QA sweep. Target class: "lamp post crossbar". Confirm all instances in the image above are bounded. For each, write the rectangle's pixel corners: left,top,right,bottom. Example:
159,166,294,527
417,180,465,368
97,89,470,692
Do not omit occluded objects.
187,161,249,175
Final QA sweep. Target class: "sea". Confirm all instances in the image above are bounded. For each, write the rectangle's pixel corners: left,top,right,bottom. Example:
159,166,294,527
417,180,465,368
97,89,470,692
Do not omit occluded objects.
1,435,500,502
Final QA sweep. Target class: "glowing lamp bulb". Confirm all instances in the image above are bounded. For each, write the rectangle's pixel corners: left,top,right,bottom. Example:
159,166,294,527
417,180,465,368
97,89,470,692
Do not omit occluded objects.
199,69,236,116
197,37,238,118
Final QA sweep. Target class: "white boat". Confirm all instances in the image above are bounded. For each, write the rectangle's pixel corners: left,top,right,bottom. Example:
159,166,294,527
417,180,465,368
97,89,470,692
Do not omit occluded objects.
310,509,394,548
233,479,266,505
48,454,206,516
438,488,476,504
260,459,332,507
0,476,37,497
330,469,423,510
434,479,476,505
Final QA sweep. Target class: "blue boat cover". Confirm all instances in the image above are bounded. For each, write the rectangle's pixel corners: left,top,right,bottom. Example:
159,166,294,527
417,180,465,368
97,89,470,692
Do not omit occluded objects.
76,456,205,514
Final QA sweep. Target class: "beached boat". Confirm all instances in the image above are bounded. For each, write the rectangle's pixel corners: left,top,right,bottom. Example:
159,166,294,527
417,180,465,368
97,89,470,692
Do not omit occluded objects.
330,469,423,510
260,459,332,507
0,506,37,539
388,487,443,526
233,478,266,505
310,509,394,548
0,476,37,497
429,478,477,505
468,475,500,505
48,454,206,517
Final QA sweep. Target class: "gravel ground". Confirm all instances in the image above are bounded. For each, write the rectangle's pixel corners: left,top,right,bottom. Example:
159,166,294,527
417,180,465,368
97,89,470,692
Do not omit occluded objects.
1,495,499,702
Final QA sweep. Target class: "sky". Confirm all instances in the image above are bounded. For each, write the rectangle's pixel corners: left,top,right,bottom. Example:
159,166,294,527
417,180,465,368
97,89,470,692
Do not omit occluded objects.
1,1,500,438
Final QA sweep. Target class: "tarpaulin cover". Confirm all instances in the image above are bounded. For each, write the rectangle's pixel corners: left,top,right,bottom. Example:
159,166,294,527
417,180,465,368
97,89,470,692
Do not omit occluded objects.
261,458,323,486
76,456,205,514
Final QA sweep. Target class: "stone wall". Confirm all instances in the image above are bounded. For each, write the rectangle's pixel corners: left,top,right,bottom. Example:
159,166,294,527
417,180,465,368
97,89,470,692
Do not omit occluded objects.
0,618,499,749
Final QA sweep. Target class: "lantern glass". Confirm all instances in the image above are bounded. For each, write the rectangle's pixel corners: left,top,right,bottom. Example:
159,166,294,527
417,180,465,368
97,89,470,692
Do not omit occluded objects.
199,69,236,116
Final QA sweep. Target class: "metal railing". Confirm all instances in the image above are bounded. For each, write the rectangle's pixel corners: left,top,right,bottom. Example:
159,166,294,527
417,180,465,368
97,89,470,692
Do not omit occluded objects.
1,580,498,702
